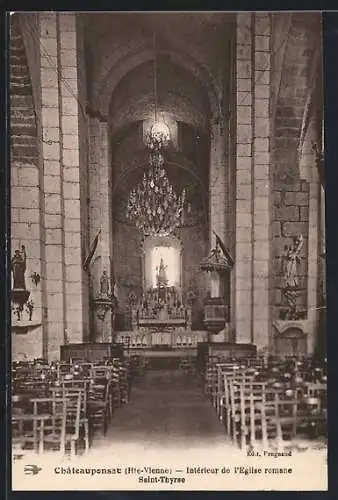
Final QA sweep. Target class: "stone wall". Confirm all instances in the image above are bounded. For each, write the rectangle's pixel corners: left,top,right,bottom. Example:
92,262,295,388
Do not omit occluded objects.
11,13,91,360
271,14,320,323
272,181,309,320
10,15,44,360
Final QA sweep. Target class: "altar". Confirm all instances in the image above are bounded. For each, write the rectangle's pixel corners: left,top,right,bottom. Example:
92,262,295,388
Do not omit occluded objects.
128,255,193,336
116,248,208,348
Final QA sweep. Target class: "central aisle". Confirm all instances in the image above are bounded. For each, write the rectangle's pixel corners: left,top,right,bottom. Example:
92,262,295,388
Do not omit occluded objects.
96,369,227,450
86,370,327,491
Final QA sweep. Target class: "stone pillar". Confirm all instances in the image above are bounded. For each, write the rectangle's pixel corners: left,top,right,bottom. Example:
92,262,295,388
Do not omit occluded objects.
98,121,114,342
39,13,66,360
58,12,88,344
252,13,272,350
235,13,272,348
235,13,254,343
88,117,101,255
209,115,226,298
88,116,101,340
88,118,114,342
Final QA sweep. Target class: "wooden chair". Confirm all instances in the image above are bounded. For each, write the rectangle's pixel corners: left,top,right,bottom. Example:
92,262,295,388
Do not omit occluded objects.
119,363,130,404
50,386,89,454
87,379,110,435
40,391,81,457
111,363,122,409
204,358,220,403
241,381,269,448
12,394,48,455
216,363,241,422
56,362,72,381
24,396,67,455
227,373,256,446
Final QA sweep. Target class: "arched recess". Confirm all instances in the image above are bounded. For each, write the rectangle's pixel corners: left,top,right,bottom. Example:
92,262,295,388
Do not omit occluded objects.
274,327,307,356
141,234,183,291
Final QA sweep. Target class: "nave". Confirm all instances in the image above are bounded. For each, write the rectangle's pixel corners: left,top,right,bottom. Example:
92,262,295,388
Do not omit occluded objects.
12,354,328,490
12,353,328,458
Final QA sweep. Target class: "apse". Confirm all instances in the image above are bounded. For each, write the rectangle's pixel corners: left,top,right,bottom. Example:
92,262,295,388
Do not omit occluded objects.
108,42,212,331
111,120,209,329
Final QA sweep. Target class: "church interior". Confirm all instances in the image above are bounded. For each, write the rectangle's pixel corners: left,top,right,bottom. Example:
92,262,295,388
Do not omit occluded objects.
10,12,327,464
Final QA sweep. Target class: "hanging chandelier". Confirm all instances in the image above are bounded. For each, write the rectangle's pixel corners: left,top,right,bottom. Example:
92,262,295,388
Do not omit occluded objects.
126,23,187,237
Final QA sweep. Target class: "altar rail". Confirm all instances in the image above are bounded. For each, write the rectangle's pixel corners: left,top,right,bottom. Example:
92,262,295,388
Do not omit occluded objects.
115,330,207,348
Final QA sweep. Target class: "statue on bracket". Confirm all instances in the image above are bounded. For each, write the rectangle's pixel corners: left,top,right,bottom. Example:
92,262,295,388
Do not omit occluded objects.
93,269,117,322
282,234,304,289
99,270,110,298
281,233,305,320
11,245,27,290
11,245,31,322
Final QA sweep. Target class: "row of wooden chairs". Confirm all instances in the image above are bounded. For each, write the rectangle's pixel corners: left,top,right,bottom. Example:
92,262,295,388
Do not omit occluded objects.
202,356,327,450
12,358,135,457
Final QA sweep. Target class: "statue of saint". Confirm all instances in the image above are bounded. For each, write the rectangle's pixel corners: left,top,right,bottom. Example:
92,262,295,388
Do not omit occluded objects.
100,270,110,297
11,245,26,290
282,234,304,289
156,257,168,287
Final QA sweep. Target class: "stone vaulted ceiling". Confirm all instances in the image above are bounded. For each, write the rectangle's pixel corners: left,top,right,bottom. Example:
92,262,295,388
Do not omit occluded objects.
82,12,234,126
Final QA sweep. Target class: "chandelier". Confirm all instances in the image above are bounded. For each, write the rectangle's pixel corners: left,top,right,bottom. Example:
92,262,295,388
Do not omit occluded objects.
126,24,187,237
127,125,187,237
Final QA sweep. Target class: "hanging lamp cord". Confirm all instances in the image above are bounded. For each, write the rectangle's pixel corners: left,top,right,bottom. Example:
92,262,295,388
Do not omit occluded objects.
153,21,158,122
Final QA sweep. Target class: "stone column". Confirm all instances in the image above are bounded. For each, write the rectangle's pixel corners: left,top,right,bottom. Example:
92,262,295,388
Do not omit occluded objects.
235,13,272,348
252,13,272,350
39,13,66,360
235,13,254,343
88,115,101,339
58,12,88,344
88,118,114,342
299,117,320,354
209,115,226,298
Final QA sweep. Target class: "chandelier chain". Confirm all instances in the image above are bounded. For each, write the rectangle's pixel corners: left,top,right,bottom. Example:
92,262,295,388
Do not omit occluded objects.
126,18,187,237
